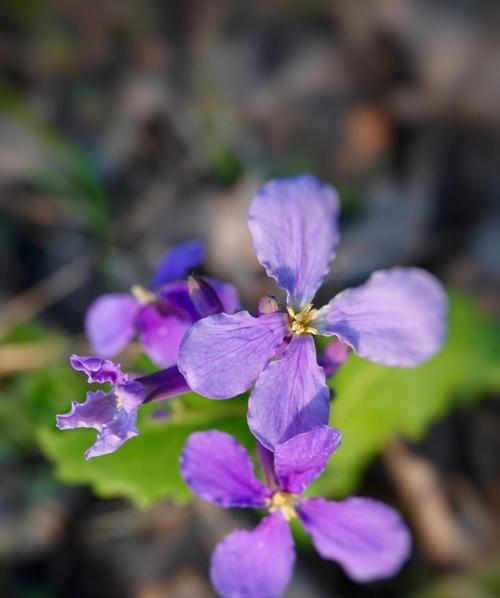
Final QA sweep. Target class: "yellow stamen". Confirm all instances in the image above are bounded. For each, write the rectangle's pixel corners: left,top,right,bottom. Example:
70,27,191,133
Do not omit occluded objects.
267,491,297,521
287,304,318,335
131,284,156,305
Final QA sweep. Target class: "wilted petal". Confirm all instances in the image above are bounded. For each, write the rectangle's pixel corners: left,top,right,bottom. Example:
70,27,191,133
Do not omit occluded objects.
247,334,330,450
137,305,191,367
210,512,295,598
180,430,271,508
149,240,204,289
297,497,411,582
248,174,340,308
84,409,139,459
56,390,116,431
137,366,190,402
314,268,448,367
178,311,288,399
70,354,125,384
85,294,139,357
274,426,341,494
56,384,144,459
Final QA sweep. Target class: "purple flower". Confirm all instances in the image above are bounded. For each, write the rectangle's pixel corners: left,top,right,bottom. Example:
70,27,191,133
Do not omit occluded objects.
180,426,411,597
56,355,189,458
85,241,239,367
178,175,447,449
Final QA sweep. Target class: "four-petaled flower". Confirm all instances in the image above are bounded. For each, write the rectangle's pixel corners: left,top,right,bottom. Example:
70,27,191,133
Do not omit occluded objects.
86,240,239,366
181,426,411,597
178,175,448,449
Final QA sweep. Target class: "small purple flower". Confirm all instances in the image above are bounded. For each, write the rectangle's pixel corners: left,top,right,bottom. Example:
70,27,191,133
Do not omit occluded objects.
181,426,411,597
85,240,239,367
57,355,190,458
178,175,447,449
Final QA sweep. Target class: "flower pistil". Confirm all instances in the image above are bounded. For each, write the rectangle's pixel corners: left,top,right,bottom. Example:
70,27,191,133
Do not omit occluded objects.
287,304,318,336
267,491,297,521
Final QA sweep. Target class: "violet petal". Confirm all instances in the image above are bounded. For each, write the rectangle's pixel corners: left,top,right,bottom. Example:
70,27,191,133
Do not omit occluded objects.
297,497,411,582
210,512,295,598
85,294,138,357
137,305,191,367
70,354,126,385
274,426,342,494
204,277,240,315
247,334,330,450
160,281,200,322
180,430,271,508
314,267,448,367
149,240,205,289
56,383,144,459
248,174,340,309
84,408,140,459
56,390,116,431
178,311,288,399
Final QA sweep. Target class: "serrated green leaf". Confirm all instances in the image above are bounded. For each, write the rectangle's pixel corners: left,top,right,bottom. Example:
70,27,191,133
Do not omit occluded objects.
309,292,500,498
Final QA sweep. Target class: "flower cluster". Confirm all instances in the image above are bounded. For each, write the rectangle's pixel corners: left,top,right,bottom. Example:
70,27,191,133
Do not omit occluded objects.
56,174,447,597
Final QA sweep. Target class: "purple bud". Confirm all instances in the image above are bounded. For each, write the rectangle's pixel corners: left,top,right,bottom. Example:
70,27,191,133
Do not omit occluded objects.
187,275,224,318
318,339,350,377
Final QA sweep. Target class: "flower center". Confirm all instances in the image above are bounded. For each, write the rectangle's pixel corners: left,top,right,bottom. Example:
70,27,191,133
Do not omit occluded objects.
287,304,318,335
267,491,297,521
131,285,156,305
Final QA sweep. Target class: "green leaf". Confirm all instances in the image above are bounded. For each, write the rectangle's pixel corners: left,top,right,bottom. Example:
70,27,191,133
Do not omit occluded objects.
0,364,85,452
38,394,252,508
310,291,500,498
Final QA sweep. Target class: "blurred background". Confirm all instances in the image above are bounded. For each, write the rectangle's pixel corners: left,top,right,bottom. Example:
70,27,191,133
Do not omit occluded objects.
1,1,500,596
